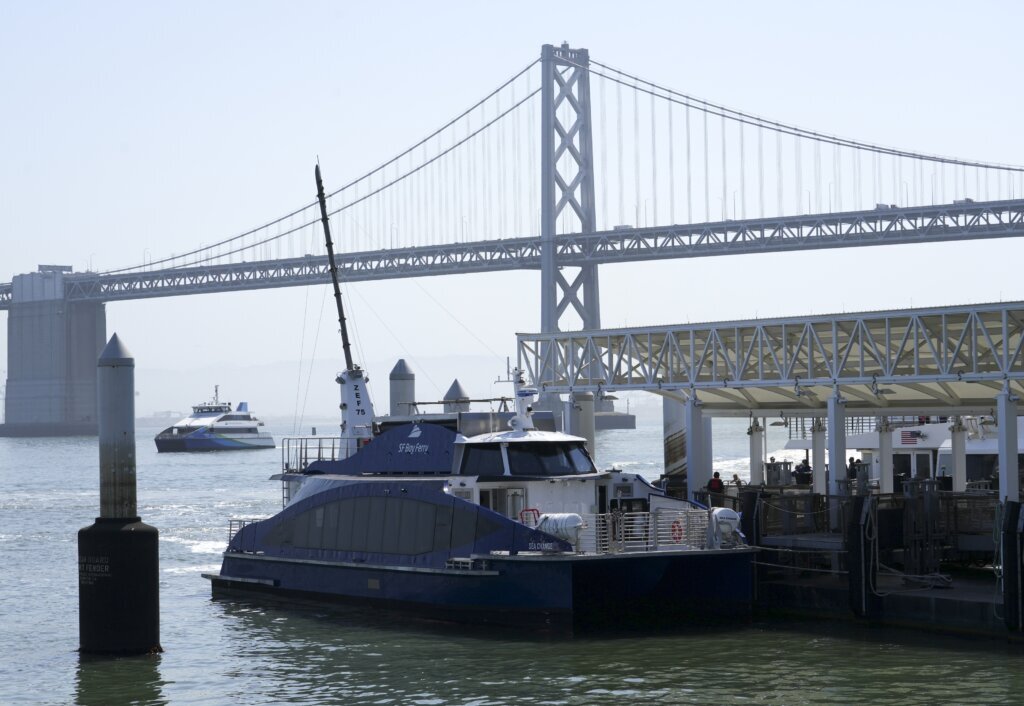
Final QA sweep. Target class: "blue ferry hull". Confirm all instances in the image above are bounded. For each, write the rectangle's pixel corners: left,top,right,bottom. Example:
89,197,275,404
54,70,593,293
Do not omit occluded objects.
207,458,755,632
209,549,754,631
155,434,274,452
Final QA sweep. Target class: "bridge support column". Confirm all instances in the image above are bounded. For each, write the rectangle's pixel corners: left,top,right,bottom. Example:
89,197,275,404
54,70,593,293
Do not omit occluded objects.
996,388,1020,502
747,419,764,485
2,268,105,436
949,416,967,492
811,417,827,495
877,417,894,494
537,43,598,411
685,395,708,503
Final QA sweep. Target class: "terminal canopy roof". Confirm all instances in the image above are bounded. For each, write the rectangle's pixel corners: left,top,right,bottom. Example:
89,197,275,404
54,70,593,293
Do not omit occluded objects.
517,301,1024,417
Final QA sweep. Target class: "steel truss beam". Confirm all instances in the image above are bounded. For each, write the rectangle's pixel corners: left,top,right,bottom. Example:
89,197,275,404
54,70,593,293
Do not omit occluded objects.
516,301,1024,414
2,198,1024,309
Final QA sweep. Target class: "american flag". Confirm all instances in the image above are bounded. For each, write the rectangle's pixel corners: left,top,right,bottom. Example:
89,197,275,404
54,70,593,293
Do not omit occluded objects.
900,430,918,445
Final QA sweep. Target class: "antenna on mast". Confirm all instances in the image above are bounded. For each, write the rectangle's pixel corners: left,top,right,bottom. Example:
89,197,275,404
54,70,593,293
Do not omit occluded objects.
313,162,376,457
315,162,355,371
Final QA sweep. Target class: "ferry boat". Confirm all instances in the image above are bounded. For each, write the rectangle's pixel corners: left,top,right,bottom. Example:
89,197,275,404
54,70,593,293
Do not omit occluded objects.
202,165,756,632
154,387,274,452
205,374,756,631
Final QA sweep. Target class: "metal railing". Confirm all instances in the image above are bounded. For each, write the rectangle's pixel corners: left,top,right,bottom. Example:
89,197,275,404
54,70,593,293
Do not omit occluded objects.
226,518,263,554
575,509,710,554
759,493,831,536
281,435,342,473
754,490,999,547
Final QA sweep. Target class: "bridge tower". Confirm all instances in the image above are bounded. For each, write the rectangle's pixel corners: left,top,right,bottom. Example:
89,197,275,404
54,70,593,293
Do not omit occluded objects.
540,43,600,333
539,44,599,416
1,267,106,436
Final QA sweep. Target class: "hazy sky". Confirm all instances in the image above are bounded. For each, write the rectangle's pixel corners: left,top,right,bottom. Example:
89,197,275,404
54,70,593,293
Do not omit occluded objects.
3,1,1024,418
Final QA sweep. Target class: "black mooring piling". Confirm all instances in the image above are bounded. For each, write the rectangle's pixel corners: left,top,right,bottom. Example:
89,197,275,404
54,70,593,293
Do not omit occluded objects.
78,333,161,654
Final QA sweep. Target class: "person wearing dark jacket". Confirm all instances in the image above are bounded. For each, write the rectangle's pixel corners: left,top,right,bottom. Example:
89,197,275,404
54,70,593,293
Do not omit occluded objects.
707,471,725,506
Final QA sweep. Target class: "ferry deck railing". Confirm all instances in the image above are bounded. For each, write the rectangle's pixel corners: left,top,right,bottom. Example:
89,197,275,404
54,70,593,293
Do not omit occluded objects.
226,518,262,554
574,509,711,554
281,435,343,473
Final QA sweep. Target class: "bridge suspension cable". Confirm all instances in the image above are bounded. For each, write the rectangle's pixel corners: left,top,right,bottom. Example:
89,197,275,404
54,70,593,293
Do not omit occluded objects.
102,58,543,275
582,56,1024,230
90,47,1024,278
588,58,1024,172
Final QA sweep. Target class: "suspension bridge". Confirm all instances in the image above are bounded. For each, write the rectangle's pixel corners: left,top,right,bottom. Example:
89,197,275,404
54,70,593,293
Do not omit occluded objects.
4,43,1024,441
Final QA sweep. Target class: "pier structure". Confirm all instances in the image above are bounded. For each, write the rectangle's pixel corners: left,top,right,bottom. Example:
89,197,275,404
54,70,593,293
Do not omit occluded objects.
517,305,1024,637
516,301,1024,501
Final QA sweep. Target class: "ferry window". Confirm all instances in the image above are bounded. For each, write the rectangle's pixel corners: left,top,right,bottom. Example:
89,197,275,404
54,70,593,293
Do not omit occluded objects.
450,504,478,548
460,444,505,475
567,444,596,473
474,509,505,542
334,499,355,550
276,496,455,555
433,503,454,550
506,442,593,477
322,503,340,549
398,499,432,554
379,497,401,553
350,497,371,550
364,497,387,553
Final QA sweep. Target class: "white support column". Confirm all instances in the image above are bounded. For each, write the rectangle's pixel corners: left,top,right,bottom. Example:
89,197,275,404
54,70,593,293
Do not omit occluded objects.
877,417,894,494
563,396,576,436
811,417,827,495
996,388,1020,502
662,396,686,476
685,395,708,503
949,416,967,492
576,392,596,460
703,416,713,476
827,390,846,496
748,419,764,485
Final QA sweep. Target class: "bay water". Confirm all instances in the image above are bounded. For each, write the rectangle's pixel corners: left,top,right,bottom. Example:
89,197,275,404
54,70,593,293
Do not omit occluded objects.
1,417,1021,705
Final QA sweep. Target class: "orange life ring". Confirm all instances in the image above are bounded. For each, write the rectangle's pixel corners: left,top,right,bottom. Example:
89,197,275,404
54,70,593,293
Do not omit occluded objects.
671,519,684,543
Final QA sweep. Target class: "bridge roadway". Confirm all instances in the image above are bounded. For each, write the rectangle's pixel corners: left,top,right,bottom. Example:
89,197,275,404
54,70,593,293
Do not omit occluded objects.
3,198,1024,308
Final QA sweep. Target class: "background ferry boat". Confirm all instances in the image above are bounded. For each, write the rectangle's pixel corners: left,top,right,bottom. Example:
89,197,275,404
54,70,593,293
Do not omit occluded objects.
154,386,274,452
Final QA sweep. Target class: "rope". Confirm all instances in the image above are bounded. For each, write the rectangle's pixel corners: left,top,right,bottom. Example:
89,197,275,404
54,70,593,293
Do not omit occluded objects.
878,562,953,590
753,560,848,576
761,546,847,556
761,497,831,514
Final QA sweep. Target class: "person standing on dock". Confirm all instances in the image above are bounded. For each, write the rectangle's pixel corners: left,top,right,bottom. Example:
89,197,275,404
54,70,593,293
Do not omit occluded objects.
847,457,858,480
707,472,725,507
